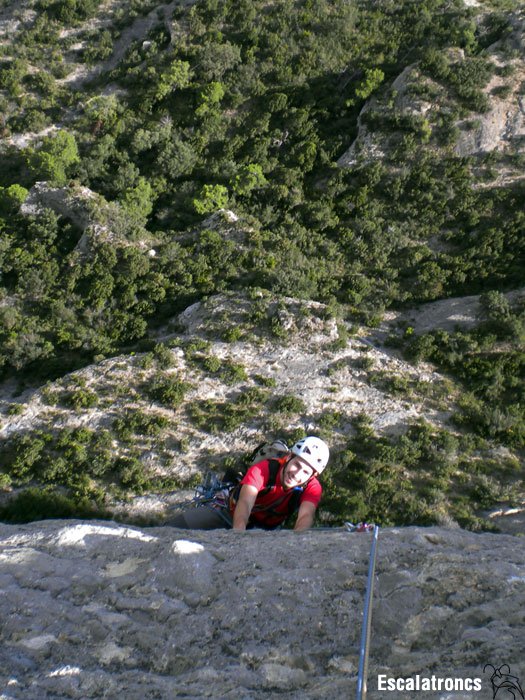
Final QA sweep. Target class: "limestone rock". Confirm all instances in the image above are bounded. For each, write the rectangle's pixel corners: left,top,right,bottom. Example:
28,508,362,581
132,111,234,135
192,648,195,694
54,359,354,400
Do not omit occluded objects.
20,182,97,230
19,182,155,256
338,13,525,172
0,521,523,699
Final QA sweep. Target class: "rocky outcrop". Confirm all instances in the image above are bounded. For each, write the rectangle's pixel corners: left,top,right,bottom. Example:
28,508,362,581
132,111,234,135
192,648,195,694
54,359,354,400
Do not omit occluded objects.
455,15,525,157
384,287,525,336
338,12,525,169
0,520,523,699
20,182,98,230
19,182,156,255
337,65,422,169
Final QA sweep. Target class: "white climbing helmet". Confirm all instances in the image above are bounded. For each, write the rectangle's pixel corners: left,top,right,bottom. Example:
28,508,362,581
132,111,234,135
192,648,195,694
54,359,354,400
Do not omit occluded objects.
291,436,330,474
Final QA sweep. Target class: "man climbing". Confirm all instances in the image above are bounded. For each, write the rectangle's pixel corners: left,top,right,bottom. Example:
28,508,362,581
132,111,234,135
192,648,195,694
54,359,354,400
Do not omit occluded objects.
167,436,329,532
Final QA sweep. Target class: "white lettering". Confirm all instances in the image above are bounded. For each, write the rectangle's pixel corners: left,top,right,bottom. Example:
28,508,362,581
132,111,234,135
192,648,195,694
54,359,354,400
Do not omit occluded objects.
376,674,484,692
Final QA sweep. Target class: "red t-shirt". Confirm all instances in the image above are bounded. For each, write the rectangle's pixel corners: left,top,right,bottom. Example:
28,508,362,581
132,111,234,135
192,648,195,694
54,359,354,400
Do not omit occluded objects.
237,458,322,529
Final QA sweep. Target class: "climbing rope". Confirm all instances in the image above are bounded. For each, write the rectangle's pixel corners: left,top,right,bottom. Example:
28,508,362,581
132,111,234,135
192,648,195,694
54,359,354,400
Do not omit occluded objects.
356,525,380,700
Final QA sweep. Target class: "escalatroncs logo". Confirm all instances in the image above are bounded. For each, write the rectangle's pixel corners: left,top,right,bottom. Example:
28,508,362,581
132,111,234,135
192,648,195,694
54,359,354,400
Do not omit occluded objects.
484,664,524,700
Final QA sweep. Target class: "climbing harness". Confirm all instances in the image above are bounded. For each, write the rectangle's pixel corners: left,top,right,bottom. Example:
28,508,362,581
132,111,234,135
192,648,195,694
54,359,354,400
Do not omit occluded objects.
356,525,380,700
167,471,231,511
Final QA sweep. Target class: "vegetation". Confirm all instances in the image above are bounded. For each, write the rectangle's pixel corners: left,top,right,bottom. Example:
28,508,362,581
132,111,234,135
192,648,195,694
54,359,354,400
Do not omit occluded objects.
188,387,270,433
1,0,523,382
321,417,521,530
402,292,525,447
0,0,523,525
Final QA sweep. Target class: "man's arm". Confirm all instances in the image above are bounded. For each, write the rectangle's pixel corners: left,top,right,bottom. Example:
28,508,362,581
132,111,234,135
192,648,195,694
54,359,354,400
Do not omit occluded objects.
294,500,317,532
232,484,258,531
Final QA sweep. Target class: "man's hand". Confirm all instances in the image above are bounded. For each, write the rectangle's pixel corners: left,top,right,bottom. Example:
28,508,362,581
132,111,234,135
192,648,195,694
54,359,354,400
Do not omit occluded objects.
232,484,258,531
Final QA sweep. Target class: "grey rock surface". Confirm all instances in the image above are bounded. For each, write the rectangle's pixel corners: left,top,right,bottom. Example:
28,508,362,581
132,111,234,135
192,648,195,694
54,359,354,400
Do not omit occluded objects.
0,521,523,699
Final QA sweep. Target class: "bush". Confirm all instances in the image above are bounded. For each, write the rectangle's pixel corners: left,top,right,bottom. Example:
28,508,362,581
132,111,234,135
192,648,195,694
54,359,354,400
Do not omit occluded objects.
147,373,190,408
153,343,175,368
26,130,80,185
63,388,99,409
113,409,169,440
188,388,266,433
0,487,106,523
274,395,307,415
114,456,151,492
193,184,229,215
219,360,248,384
0,184,29,212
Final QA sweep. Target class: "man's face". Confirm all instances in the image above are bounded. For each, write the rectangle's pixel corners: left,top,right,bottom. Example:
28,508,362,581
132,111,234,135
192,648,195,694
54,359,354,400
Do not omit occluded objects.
282,457,315,489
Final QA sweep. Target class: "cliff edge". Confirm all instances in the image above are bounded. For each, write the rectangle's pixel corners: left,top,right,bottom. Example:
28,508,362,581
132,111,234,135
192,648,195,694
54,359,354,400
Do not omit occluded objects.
1,521,523,699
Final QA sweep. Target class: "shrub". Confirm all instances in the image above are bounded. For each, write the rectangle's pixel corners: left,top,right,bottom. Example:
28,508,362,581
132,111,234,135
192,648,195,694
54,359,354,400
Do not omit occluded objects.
202,355,222,373
188,388,266,433
113,409,169,440
274,396,307,415
114,456,151,492
153,343,175,368
193,184,229,215
317,411,343,432
219,360,248,384
254,374,277,387
63,388,99,409
0,184,29,212
0,487,106,523
147,373,190,408
26,130,80,186
222,326,243,342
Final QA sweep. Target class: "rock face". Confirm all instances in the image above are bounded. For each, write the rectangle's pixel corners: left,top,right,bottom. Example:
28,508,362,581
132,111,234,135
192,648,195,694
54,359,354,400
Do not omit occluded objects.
0,520,523,699
19,182,155,256
338,12,525,170
20,182,98,230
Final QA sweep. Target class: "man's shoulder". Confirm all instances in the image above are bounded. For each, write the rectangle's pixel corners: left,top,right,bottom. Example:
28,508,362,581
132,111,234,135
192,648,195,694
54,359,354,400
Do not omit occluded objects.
246,458,272,474
242,459,272,487
304,477,322,495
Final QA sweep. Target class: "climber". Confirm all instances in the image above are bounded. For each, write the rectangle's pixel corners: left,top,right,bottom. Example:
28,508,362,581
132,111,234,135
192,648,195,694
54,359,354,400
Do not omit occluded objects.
167,436,329,532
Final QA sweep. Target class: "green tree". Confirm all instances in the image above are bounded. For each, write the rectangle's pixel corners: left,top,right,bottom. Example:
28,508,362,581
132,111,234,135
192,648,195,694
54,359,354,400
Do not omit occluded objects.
355,68,385,100
193,184,229,214
231,163,267,196
121,177,154,227
83,94,121,133
195,81,225,117
26,131,80,186
153,60,191,102
0,184,29,212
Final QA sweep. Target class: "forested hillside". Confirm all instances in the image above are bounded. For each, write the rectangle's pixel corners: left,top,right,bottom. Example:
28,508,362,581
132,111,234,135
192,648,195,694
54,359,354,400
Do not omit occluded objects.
0,0,523,527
